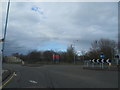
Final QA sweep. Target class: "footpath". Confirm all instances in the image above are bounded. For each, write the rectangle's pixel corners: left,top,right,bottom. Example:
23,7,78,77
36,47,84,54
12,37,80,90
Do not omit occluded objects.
1,69,15,88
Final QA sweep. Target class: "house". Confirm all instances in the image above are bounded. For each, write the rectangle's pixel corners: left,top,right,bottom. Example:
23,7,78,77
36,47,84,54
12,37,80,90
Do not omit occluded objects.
5,56,22,63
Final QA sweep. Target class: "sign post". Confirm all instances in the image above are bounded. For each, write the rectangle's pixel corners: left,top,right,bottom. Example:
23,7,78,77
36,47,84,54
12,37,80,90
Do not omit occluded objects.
92,59,95,68
101,59,104,69
115,55,119,66
90,60,92,67
100,53,105,59
99,59,101,68
100,53,105,69
96,59,99,68
53,54,55,62
52,54,60,63
87,61,89,67
56,55,60,63
106,59,111,69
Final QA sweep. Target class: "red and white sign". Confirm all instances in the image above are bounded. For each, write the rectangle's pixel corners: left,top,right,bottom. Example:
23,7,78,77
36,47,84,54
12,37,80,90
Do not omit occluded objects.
56,55,59,59
52,54,60,59
53,54,55,59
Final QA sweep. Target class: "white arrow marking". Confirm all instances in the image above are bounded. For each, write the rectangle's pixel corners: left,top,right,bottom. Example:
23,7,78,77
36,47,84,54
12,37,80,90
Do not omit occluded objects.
29,80,38,84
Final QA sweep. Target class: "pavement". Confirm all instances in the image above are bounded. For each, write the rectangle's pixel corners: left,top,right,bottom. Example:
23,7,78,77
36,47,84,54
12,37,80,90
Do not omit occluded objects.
2,64,119,88
83,65,119,71
2,69,12,82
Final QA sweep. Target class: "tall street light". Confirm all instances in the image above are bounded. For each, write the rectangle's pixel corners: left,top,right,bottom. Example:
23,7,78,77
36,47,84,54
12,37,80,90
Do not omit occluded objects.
73,40,79,64
2,0,10,61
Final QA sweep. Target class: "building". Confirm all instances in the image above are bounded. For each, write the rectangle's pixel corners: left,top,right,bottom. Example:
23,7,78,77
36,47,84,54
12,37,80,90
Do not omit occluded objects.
4,56,22,63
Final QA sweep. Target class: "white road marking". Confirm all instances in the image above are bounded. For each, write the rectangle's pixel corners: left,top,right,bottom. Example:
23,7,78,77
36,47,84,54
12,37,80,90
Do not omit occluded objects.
14,73,17,76
29,80,38,84
0,72,16,88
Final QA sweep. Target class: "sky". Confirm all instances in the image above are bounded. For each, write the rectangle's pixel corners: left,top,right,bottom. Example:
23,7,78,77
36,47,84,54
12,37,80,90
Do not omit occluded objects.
0,2,118,56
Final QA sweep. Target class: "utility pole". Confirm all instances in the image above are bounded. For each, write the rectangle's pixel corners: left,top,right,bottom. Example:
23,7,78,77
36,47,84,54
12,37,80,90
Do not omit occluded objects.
73,40,79,64
2,0,10,61
74,52,75,64
111,47,114,60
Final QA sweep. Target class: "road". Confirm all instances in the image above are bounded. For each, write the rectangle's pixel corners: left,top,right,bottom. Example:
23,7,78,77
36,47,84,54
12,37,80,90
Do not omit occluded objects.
3,64,118,88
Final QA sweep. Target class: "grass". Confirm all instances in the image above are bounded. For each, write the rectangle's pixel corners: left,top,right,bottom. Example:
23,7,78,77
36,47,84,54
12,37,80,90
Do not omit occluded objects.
3,61,118,66
24,61,84,65
3,62,22,64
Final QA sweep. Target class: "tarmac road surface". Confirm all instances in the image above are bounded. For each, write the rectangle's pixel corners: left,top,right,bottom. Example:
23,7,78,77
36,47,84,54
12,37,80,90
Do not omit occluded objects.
2,64,118,88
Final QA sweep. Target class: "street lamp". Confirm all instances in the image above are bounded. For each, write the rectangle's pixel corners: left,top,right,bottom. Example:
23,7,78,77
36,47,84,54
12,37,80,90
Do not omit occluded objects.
2,0,10,60
73,40,79,64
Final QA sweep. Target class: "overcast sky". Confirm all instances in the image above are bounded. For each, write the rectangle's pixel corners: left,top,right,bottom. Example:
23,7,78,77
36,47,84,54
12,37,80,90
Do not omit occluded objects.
0,2,118,56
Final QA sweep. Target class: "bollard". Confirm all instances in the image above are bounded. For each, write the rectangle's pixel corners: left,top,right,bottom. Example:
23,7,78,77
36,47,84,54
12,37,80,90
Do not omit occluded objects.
84,61,85,67
109,63,111,66
22,61,24,65
87,62,88,67
108,63,111,70
117,58,119,66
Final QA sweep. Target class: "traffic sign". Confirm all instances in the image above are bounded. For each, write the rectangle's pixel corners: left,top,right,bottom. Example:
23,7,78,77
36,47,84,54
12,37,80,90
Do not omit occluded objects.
106,59,109,63
92,59,95,63
90,60,92,62
52,54,60,62
98,59,102,63
115,55,119,59
97,59,99,63
100,53,105,59
101,59,104,63
106,59,111,63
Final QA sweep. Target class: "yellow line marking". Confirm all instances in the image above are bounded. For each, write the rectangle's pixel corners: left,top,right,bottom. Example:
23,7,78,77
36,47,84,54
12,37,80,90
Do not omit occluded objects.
0,72,16,88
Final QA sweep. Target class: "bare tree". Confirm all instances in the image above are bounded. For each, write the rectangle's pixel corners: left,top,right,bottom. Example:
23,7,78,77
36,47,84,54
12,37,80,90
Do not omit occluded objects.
90,38,117,59
66,44,75,62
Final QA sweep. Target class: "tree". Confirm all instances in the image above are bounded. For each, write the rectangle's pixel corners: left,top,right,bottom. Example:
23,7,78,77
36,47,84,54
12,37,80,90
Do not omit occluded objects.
12,53,20,58
42,50,55,62
90,38,117,59
59,51,67,62
24,50,41,62
66,44,75,62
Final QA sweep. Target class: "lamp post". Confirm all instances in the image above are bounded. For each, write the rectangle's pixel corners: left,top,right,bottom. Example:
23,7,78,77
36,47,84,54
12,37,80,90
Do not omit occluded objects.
73,40,79,64
2,0,10,61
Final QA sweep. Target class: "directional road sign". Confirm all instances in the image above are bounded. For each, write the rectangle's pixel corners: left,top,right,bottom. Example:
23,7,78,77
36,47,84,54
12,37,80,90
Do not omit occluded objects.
101,59,104,63
92,59,95,63
97,59,99,63
100,54,105,59
106,59,111,63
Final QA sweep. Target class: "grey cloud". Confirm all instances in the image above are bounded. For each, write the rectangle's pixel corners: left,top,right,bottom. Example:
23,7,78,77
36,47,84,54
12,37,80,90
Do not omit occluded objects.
1,2,118,55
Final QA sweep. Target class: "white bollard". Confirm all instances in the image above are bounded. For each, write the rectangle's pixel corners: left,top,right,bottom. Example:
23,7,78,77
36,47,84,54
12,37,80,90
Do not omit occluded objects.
22,61,24,65
108,63,111,70
87,62,88,67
